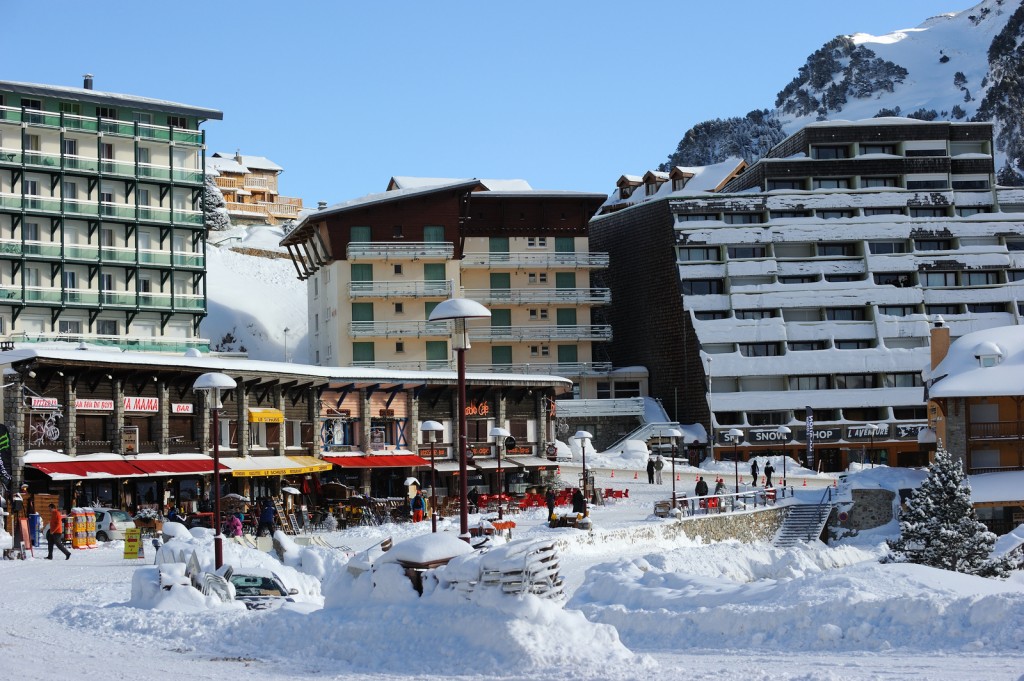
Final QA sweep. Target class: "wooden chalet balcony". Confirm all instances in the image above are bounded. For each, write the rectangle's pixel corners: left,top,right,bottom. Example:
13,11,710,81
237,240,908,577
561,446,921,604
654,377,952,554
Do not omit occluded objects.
969,421,1022,440
225,200,301,222
461,252,609,269
349,280,452,299
216,177,243,190
243,176,275,191
470,324,612,342
464,288,611,305
347,242,455,261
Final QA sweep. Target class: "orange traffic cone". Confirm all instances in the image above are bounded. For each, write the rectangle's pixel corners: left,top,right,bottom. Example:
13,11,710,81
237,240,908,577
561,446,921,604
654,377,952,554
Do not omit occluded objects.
676,473,680,481
761,475,766,485
633,471,638,480
833,478,838,488
802,478,807,487
695,475,699,482
611,469,614,478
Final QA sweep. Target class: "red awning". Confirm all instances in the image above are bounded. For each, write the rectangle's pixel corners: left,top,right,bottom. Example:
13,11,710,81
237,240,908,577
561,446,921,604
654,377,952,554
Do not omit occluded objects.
29,460,146,480
128,459,227,476
324,455,430,468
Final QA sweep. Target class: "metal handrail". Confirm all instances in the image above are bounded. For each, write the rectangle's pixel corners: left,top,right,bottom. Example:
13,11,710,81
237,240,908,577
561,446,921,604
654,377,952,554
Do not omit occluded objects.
666,484,793,516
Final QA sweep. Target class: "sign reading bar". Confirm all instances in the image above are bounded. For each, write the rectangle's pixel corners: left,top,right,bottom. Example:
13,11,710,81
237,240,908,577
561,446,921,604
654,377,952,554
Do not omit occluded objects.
171,403,194,414
468,445,491,456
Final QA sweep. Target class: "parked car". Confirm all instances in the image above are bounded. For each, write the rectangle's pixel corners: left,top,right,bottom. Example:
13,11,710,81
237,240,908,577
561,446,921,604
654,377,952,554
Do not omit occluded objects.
93,508,134,541
229,568,297,610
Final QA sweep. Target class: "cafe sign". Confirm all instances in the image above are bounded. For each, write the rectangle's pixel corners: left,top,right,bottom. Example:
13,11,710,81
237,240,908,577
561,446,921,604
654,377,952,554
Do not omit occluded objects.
29,397,60,409
124,396,159,412
507,445,533,456
171,403,194,414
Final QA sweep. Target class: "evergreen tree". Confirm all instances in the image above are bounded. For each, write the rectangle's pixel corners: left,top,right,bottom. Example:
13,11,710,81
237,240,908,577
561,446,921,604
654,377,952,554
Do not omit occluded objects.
203,174,232,232
883,448,1012,578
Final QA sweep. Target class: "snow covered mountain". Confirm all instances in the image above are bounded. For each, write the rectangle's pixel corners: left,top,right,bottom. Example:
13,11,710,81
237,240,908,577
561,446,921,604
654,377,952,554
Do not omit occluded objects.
663,0,1024,183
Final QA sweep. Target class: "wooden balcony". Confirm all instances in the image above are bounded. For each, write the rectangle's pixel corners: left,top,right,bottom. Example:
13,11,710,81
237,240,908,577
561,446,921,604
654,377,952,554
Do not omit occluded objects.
969,421,1021,440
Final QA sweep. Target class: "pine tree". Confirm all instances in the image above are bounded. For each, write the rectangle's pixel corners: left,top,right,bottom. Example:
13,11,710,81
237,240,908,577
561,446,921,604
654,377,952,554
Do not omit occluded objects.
883,448,1012,577
203,174,232,232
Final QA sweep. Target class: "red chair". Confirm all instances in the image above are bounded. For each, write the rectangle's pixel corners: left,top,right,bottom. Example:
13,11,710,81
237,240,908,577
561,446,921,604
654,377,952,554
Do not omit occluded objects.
707,496,719,510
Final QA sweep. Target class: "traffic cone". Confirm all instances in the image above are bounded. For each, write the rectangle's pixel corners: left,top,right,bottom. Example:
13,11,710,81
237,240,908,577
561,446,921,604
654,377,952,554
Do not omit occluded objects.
633,471,638,480
833,478,838,488
761,475,766,485
802,478,807,487
610,469,614,478
676,473,680,481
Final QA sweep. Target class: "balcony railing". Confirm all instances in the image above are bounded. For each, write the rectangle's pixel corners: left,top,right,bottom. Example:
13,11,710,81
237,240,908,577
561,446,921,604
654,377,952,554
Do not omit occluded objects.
464,288,611,305
349,320,450,337
969,421,1021,439
470,325,612,342
467,361,613,375
350,280,452,298
5,331,210,353
461,252,610,268
0,106,204,146
347,242,455,261
0,193,202,224
352,359,452,371
243,176,274,190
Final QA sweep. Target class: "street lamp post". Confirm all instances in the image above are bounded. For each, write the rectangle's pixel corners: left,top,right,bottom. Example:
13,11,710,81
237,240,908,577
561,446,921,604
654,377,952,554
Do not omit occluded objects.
428,297,491,540
776,426,792,488
865,423,879,468
665,428,682,510
421,420,444,533
192,372,237,570
283,327,290,363
574,430,593,505
489,426,511,520
728,428,744,495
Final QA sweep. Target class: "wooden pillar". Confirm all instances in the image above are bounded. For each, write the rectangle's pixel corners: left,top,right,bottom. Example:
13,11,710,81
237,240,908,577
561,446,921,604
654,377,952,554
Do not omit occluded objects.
63,379,77,456
156,380,169,454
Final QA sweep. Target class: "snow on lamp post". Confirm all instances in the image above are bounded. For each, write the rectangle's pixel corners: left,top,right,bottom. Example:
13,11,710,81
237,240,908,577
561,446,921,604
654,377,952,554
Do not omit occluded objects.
421,420,444,533
428,296,491,541
865,423,879,469
728,428,744,495
664,428,682,510
192,371,237,570
776,425,791,488
489,426,511,520
574,430,593,505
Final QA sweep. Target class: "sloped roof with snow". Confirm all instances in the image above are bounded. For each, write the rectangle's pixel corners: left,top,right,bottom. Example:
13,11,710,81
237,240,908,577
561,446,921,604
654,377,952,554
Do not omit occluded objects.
388,176,533,191
0,80,222,120
206,155,248,174
929,325,1024,398
212,152,283,172
598,157,747,213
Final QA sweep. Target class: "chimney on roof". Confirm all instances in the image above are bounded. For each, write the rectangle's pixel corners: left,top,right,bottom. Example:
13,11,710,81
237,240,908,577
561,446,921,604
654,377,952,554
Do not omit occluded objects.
317,201,327,210
83,73,94,90
930,315,951,370
235,149,242,164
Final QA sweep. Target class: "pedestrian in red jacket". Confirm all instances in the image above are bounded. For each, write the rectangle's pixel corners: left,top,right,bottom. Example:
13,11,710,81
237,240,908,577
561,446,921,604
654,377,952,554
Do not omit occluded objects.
46,504,70,560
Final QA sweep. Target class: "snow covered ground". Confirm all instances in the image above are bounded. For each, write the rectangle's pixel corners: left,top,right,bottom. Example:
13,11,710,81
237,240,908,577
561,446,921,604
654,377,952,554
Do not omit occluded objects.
4,465,1024,681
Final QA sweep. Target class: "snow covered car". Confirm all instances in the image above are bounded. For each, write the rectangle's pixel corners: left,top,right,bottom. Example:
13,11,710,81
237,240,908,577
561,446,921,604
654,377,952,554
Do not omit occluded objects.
229,569,298,610
93,508,135,541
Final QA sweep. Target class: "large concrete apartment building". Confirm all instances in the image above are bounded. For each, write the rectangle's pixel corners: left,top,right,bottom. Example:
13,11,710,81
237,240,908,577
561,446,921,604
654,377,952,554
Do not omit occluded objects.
591,118,1024,470
0,76,221,351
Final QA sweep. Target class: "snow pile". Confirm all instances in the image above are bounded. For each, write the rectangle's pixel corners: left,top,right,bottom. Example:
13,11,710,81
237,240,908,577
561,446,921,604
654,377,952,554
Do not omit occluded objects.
586,439,650,470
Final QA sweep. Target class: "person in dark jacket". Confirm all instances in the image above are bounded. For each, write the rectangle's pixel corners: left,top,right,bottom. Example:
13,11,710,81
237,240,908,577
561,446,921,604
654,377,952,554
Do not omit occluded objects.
750,459,760,486
545,488,557,519
410,490,425,523
695,477,709,497
714,478,726,495
256,500,276,537
764,462,775,487
646,457,656,484
467,487,480,512
571,488,586,514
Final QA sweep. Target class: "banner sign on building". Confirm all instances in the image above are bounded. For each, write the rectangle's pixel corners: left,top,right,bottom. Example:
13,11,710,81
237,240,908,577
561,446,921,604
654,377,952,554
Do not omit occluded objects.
846,423,891,440
29,397,60,409
805,406,814,469
124,397,159,412
171,403,194,414
76,399,115,411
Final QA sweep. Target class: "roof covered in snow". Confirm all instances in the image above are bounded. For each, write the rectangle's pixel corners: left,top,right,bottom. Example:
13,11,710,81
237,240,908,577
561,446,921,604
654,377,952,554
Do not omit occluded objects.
0,79,222,120
212,152,283,172
929,325,1024,398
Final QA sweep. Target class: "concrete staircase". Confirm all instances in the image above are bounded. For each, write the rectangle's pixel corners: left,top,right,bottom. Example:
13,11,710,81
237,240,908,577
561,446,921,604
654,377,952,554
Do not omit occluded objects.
773,503,834,547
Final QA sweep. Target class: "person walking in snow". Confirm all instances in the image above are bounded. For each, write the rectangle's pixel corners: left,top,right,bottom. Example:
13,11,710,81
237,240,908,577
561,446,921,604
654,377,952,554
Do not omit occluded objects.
750,458,759,486
764,462,775,487
646,456,656,484
654,455,664,484
545,487,557,519
45,504,70,560
695,476,709,497
256,499,276,537
571,488,586,514
410,489,425,523
714,478,725,495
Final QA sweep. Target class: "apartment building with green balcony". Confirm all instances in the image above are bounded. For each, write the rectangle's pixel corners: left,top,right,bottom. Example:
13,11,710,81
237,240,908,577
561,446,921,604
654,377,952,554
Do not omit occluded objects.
0,76,222,351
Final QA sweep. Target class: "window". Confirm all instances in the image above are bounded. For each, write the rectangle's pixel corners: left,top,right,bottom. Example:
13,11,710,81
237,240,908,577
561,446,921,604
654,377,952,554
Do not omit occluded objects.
392,225,403,239
826,308,867,321
860,145,896,155
351,263,372,282
100,273,113,292
58,320,82,335
789,375,831,390
24,222,39,241
395,341,405,354
596,382,611,399
97,106,116,119
63,138,78,156
836,374,877,389
874,273,914,287
957,207,986,217
835,339,873,350
967,303,1005,314
529,345,550,357
818,243,856,257
97,319,118,335
423,225,445,243
878,306,917,316
767,179,805,191
868,241,908,255
557,345,578,364
527,272,547,284
864,177,900,189
905,147,946,157
813,178,851,190
739,343,780,357
779,275,816,284
491,346,512,365
723,213,761,224
922,271,957,287
676,213,718,222
352,342,374,363
21,98,42,123
914,239,952,251
62,181,77,201
863,208,904,216
679,247,718,262
681,280,724,295
1008,270,1024,282
907,179,948,190
24,267,40,287
167,115,187,128
350,226,371,242
425,341,448,364
812,145,849,159
788,341,826,351
528,308,549,320
394,302,404,314
909,208,947,218
526,237,547,248
952,179,990,190
727,246,766,259
694,310,729,320
770,210,812,219
133,112,153,124
672,177,689,191
893,406,928,420
59,102,82,115
393,263,403,275
735,309,775,320
926,304,961,315
825,274,863,283
139,278,152,294
963,271,999,286
818,210,855,219
885,373,923,388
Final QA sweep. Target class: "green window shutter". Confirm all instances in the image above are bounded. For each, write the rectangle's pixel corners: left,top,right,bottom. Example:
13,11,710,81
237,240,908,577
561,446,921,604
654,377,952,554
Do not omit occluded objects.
352,342,375,362
555,237,574,253
351,264,373,282
426,340,448,362
488,237,509,253
425,301,439,319
423,225,445,242
491,309,512,326
557,345,578,364
556,308,576,326
351,302,374,322
350,226,371,242
490,273,511,289
555,272,576,289
491,346,513,365
423,263,446,281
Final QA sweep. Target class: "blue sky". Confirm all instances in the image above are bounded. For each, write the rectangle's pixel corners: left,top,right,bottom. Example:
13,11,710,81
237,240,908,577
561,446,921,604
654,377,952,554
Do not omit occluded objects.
10,0,960,204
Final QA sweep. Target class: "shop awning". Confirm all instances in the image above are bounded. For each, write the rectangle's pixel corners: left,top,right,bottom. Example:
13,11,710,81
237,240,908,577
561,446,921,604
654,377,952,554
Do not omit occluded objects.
324,454,430,468
222,455,330,477
29,459,147,480
426,460,467,473
471,458,522,470
507,456,555,469
125,455,226,476
248,407,285,423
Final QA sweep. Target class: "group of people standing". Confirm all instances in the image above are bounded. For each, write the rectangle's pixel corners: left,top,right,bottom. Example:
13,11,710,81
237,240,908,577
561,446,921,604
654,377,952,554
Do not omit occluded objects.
646,455,665,484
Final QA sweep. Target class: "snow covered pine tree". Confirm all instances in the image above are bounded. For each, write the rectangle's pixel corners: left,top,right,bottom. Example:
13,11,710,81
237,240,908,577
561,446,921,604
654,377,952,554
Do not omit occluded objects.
883,447,1013,578
203,174,231,231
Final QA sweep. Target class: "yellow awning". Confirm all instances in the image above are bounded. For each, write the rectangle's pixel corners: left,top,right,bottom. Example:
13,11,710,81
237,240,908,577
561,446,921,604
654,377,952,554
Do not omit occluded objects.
249,407,285,424
286,455,332,473
223,455,330,477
